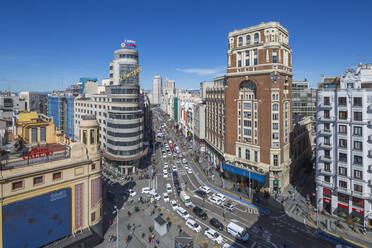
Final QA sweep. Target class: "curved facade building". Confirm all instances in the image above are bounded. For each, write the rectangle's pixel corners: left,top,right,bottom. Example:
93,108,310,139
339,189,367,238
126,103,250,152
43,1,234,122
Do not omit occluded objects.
74,45,148,175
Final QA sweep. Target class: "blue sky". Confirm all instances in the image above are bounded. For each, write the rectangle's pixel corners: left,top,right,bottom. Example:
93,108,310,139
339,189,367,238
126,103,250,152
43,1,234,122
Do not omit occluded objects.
0,0,371,91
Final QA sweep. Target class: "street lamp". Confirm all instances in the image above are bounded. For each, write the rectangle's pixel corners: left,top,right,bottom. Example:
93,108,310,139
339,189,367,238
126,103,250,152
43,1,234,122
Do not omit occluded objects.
113,206,119,248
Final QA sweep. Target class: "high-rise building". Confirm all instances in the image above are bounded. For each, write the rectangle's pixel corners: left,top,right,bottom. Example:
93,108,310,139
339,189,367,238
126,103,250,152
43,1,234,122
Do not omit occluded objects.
0,91,27,113
222,22,293,194
152,75,162,105
316,63,372,228
292,80,316,118
19,91,48,115
47,93,75,138
74,41,148,175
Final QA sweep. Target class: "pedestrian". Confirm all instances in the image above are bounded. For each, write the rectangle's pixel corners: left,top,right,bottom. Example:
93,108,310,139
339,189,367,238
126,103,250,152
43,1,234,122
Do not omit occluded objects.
109,219,112,225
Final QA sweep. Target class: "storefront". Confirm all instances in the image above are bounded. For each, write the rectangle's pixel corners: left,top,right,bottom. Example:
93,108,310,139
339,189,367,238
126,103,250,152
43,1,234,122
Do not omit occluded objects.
322,188,332,214
222,163,267,190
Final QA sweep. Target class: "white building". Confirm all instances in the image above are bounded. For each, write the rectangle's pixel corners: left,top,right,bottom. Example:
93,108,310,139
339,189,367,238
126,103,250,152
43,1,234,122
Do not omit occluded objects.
316,63,372,228
152,75,162,105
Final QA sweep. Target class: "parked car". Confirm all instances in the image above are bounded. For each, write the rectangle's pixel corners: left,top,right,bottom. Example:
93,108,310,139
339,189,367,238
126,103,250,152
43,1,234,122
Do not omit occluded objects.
163,193,169,202
204,227,223,244
166,184,172,193
141,187,152,194
208,196,222,206
210,218,224,231
195,190,207,198
192,206,208,220
185,218,201,232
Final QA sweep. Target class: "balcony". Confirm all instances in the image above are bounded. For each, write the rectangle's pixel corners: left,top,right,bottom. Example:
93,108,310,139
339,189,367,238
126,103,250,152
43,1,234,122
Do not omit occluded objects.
367,104,372,113
316,178,334,189
319,156,332,163
319,143,332,149
319,168,334,176
351,190,371,199
368,150,372,158
318,129,332,136
318,116,334,122
368,135,372,143
336,187,351,194
318,103,332,109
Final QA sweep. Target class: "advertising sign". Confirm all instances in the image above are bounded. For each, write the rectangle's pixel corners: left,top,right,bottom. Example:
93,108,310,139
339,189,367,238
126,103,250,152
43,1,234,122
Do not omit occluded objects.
22,147,53,160
121,40,136,49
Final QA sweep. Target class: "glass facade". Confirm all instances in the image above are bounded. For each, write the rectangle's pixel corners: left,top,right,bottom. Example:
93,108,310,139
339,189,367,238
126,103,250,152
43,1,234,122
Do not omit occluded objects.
47,95,74,138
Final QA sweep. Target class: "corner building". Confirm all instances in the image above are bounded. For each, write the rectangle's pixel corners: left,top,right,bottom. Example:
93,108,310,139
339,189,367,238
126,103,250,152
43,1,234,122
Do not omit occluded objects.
223,22,293,193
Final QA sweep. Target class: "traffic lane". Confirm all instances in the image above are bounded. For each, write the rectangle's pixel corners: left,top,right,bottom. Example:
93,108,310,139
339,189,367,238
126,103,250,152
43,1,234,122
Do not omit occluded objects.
189,194,330,248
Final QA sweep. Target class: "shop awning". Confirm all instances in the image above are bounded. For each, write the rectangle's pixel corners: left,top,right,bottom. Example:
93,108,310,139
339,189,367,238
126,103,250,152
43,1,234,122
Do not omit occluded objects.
222,163,265,183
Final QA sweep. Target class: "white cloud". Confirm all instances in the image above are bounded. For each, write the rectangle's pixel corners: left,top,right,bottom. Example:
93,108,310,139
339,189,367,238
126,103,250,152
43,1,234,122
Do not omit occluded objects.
176,67,225,76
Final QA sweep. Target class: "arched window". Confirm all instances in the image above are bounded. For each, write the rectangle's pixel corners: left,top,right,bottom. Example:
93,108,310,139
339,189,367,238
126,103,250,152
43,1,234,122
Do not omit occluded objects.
254,33,259,43
245,149,250,160
272,103,279,111
240,80,257,99
246,35,251,45
238,37,243,46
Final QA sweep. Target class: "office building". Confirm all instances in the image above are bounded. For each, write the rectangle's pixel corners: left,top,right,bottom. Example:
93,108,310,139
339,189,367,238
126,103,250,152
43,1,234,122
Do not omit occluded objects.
19,91,48,115
74,41,148,175
222,22,293,194
152,75,162,105
0,91,26,113
292,80,316,118
47,93,75,138
0,113,102,247
316,63,372,228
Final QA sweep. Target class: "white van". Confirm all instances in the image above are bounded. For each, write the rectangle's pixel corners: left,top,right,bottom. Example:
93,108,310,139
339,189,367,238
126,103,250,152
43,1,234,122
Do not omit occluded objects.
176,207,190,220
227,222,249,241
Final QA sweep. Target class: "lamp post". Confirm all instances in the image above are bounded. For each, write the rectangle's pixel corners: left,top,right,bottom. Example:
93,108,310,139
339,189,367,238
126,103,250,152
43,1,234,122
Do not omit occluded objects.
113,206,119,248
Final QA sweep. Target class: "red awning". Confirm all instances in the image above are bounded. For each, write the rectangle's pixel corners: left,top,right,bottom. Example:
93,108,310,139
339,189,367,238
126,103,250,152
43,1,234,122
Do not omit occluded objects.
338,203,349,209
352,208,364,214
323,198,331,203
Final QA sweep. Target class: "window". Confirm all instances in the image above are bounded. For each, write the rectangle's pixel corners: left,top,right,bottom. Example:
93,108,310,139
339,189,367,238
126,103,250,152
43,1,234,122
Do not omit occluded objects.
254,49,258,55
354,184,363,192
324,176,330,183
53,172,62,180
238,60,242,67
244,129,251,136
272,133,279,139
323,188,332,197
339,153,347,162
273,154,278,166
323,149,330,159
323,97,330,105
238,147,241,158
238,119,241,126
244,112,251,118
272,113,278,120
246,35,251,44
33,176,43,185
238,37,243,46
324,137,330,145
92,163,96,170
353,112,362,121
338,193,348,203
339,180,347,188
31,128,37,143
245,59,250,66
338,125,347,134
324,162,330,172
254,58,257,65
83,130,87,144
353,155,362,165
338,167,347,176
338,97,347,106
353,170,362,180
353,126,362,136
338,139,347,148
272,104,278,111
352,197,364,208
324,110,330,118
339,111,347,120
243,102,251,110
245,50,250,57
254,33,259,43
40,127,46,142
245,149,250,160
353,141,362,151
254,151,258,162
352,97,362,106
324,123,330,131
273,55,277,63
90,129,95,144
91,212,96,222
12,181,23,190
243,120,251,127
272,123,278,130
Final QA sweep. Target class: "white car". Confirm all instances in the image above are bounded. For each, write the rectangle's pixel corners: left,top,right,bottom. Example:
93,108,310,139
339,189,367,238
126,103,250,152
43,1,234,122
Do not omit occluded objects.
182,158,187,164
163,168,168,174
170,200,178,210
168,152,172,156
162,153,166,158
204,227,223,244
152,193,161,201
141,187,152,194
176,207,190,220
185,218,201,232
163,193,169,202
163,172,168,178
187,168,192,174
184,165,189,170
223,244,237,248
128,189,136,197
172,165,177,172
208,196,222,206
164,163,168,169
166,184,172,193
199,186,211,194
213,193,226,202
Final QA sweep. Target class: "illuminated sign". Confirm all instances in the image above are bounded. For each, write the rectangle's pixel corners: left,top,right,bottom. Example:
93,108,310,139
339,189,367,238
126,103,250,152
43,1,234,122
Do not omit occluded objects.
119,66,141,82
22,147,54,160
121,40,136,49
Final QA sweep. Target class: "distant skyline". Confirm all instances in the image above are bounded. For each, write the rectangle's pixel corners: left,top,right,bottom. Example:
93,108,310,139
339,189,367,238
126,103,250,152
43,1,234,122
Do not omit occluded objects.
0,0,371,91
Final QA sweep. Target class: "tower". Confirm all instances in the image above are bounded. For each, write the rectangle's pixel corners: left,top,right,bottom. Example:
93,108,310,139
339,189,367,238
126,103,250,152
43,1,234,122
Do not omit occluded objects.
223,22,293,194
